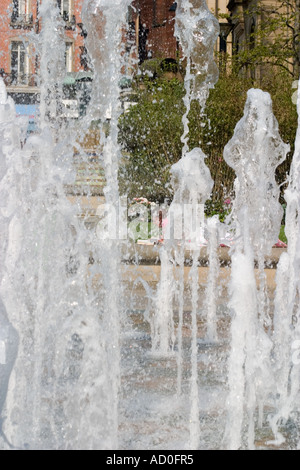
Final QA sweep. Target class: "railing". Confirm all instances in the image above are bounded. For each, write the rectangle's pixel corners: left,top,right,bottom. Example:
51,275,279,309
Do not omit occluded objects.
1,73,38,88
10,11,76,29
66,151,105,197
10,13,34,27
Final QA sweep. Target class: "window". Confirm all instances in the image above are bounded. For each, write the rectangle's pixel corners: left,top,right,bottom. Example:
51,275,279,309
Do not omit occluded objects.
11,41,29,85
57,0,75,27
11,0,32,24
219,36,227,54
58,0,72,20
13,0,29,16
249,20,256,51
80,46,90,71
65,42,73,73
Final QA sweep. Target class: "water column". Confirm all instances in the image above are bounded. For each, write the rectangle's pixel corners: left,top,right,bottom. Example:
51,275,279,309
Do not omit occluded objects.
169,148,214,448
81,0,133,449
173,0,219,448
175,0,220,149
0,81,21,449
28,2,71,447
0,0,76,448
270,80,300,446
0,0,115,449
153,0,219,358
204,215,220,342
223,89,289,450
0,1,68,448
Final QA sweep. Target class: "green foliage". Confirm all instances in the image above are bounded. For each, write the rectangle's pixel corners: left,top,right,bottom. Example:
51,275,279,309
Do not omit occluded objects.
279,225,287,244
138,59,165,79
118,69,297,207
188,73,252,200
204,199,233,223
119,78,185,203
260,73,298,201
118,0,299,222
229,0,300,77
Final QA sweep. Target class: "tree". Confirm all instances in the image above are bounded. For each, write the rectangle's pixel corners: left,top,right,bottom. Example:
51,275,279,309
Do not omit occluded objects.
227,0,300,78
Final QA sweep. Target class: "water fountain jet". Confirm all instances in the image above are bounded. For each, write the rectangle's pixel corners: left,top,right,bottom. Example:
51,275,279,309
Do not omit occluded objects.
223,88,290,450
0,0,299,451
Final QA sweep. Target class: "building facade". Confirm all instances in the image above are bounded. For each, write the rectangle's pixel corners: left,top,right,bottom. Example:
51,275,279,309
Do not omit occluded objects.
0,0,233,114
226,0,298,79
0,0,86,107
130,0,178,63
130,0,232,66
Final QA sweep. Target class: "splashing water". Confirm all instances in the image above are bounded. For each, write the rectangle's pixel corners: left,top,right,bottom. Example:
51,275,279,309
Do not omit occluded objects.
0,0,132,450
153,0,219,448
175,0,219,152
0,82,20,449
153,147,214,448
0,0,300,451
269,81,300,447
175,0,219,105
224,89,289,258
80,0,134,450
223,89,289,450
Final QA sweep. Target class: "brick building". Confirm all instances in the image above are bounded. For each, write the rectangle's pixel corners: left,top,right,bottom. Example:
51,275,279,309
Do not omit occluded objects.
130,0,178,63
0,0,232,117
0,0,86,108
130,0,232,66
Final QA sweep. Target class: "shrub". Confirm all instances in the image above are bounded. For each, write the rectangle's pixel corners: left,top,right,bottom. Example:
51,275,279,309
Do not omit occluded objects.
118,70,297,208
